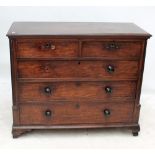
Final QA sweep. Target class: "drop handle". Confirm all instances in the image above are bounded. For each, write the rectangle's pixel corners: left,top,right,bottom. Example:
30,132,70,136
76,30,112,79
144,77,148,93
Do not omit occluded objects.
45,110,52,117
41,42,56,50
103,109,111,116
105,42,119,50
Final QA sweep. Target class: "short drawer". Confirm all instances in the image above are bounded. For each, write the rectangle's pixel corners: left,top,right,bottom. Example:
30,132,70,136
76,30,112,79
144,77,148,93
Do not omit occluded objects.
17,81,136,102
16,39,78,58
19,101,134,125
82,41,142,58
17,60,139,80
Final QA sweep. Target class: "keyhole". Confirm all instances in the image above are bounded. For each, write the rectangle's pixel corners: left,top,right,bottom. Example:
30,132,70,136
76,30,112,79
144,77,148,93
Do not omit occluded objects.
75,103,80,109
76,82,81,86
78,61,81,65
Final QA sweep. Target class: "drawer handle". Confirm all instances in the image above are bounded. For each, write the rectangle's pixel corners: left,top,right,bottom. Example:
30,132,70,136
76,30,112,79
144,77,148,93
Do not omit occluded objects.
105,86,112,93
44,87,52,94
41,43,56,50
45,110,52,117
105,42,119,50
103,109,111,116
107,65,115,73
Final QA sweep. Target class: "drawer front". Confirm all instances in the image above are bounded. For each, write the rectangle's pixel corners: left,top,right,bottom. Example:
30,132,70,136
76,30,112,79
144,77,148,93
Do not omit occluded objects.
18,81,136,102
17,60,138,80
19,102,134,125
82,41,142,58
16,39,78,58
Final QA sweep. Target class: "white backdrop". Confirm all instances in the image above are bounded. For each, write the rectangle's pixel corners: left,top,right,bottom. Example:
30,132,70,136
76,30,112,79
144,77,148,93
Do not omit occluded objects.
0,6,155,149
0,6,154,92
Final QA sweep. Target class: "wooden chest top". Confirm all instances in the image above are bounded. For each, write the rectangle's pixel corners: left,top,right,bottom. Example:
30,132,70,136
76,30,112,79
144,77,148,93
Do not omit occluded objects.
7,22,151,38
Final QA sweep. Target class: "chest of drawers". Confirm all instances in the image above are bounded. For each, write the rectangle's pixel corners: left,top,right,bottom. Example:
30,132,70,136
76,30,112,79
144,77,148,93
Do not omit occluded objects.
7,22,151,138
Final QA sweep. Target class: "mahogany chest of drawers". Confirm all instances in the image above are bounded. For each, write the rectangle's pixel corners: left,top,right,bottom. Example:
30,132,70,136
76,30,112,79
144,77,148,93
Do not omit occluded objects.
7,22,151,138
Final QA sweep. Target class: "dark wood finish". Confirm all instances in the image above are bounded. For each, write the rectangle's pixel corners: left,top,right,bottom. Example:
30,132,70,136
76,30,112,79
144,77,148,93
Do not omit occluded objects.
16,39,78,58
19,102,134,125
7,22,151,38
12,129,32,138
7,22,151,137
132,125,140,136
82,41,142,58
17,60,139,80
17,81,136,102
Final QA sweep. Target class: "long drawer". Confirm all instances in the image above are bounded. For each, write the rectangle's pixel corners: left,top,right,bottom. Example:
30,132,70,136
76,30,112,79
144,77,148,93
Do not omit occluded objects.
17,60,139,80
19,101,134,125
17,81,136,102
